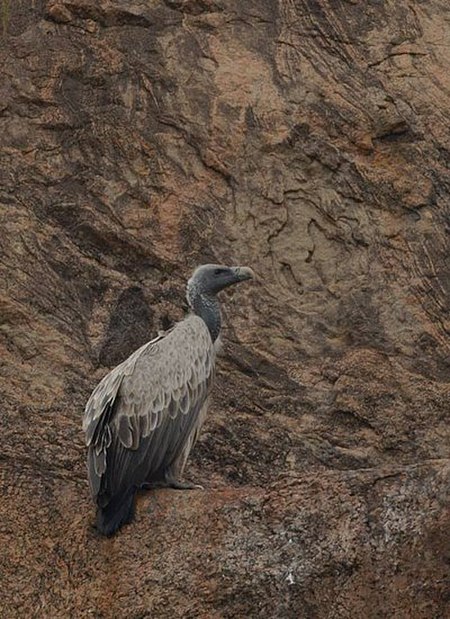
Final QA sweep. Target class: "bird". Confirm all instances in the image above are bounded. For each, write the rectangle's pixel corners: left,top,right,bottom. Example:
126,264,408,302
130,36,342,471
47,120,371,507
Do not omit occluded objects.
83,264,254,536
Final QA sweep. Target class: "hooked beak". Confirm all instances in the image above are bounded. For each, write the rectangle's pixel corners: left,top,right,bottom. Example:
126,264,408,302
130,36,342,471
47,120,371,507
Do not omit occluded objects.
232,266,255,282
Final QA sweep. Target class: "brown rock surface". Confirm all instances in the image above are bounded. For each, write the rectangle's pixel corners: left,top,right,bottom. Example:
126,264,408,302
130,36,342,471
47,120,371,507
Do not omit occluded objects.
0,1,449,617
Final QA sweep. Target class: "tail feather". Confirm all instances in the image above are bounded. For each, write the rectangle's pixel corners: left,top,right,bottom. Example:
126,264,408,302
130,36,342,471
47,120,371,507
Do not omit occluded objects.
96,487,136,537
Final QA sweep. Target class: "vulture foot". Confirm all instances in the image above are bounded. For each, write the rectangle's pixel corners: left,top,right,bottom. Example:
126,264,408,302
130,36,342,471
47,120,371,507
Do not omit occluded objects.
140,479,204,491
166,479,204,490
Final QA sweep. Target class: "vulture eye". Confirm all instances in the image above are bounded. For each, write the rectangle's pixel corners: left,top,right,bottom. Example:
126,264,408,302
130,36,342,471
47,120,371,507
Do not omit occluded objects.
214,268,226,276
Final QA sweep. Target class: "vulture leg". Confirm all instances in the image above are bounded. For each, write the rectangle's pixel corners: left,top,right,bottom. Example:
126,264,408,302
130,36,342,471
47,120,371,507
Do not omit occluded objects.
140,478,204,490
164,479,204,490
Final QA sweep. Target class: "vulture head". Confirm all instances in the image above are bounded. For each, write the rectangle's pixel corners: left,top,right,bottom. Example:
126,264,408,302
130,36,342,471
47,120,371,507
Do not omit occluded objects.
186,264,254,340
187,264,254,299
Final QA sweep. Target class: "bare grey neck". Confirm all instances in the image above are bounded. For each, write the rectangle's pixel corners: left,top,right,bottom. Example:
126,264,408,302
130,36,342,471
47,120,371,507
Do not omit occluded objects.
190,292,221,342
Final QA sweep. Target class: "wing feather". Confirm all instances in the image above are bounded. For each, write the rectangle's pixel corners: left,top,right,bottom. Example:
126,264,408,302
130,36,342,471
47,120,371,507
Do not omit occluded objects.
84,315,215,501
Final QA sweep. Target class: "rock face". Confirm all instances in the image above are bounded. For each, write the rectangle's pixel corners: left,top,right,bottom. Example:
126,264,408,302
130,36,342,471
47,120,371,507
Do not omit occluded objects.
0,1,449,617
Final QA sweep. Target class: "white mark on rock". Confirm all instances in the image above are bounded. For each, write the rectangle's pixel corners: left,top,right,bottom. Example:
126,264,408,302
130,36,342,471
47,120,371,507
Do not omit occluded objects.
285,571,295,585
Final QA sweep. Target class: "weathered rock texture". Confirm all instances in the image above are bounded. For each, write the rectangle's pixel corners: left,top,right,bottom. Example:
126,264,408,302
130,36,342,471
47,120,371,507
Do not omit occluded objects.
1,1,449,617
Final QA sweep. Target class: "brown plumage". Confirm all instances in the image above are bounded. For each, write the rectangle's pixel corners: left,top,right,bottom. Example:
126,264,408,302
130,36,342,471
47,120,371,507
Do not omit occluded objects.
83,264,253,536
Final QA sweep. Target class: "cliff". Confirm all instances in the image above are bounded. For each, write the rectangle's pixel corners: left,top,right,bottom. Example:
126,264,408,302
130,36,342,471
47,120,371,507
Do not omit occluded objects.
0,1,449,617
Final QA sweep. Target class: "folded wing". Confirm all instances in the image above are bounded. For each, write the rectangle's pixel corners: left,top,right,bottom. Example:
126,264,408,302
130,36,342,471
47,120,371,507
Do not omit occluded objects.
83,315,216,503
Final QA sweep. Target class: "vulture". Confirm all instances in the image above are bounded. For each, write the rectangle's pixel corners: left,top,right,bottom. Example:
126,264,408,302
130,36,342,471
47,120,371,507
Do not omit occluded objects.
83,264,254,536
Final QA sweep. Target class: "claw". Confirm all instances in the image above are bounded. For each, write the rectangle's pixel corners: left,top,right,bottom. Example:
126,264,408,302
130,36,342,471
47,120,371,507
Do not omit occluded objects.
140,479,204,491
165,479,204,490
